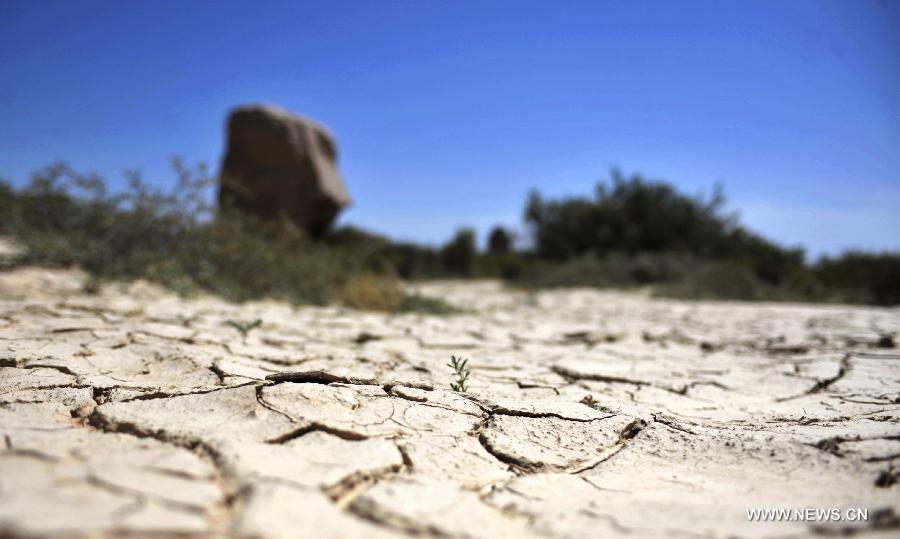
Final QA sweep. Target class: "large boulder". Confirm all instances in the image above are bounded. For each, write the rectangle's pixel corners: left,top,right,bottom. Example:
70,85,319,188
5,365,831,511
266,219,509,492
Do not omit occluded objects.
218,105,350,237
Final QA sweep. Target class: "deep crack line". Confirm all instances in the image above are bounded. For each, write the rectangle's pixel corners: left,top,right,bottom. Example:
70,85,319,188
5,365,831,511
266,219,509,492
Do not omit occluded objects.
572,418,647,474
264,370,434,391
266,423,368,443
475,415,647,475
84,408,239,535
254,386,373,442
477,429,536,474
550,364,697,397
487,404,616,423
776,354,851,402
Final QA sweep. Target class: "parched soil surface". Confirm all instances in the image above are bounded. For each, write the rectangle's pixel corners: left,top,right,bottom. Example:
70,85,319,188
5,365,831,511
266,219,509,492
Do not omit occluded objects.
0,266,898,538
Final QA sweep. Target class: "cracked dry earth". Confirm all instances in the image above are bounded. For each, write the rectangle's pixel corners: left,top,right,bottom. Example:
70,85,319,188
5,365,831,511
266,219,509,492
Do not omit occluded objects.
0,267,899,538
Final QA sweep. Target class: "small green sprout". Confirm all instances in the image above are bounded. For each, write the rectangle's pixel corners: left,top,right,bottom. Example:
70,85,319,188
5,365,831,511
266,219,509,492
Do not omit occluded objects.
226,318,262,337
447,355,471,392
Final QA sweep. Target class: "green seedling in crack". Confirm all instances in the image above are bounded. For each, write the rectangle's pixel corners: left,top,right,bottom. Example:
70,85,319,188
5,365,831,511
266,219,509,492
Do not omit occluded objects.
447,355,471,392
226,318,262,338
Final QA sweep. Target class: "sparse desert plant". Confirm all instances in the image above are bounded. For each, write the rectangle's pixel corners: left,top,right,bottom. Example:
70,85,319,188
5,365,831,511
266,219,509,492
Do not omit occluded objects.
0,161,457,313
447,355,471,392
226,318,262,337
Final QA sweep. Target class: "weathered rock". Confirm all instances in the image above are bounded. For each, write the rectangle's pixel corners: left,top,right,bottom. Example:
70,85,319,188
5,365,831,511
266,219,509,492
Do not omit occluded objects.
218,104,350,237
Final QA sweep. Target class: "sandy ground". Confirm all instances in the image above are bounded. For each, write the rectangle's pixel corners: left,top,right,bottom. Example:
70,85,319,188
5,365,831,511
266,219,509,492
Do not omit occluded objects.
0,261,898,538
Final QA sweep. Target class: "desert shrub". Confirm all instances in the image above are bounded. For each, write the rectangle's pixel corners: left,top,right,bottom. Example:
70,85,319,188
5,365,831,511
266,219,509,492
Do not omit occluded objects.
479,252,528,280
525,171,727,259
812,252,900,306
512,169,898,302
326,226,450,280
488,226,513,254
514,252,812,302
656,261,766,301
440,228,477,277
524,170,805,286
516,252,690,289
380,242,443,280
514,170,900,305
517,253,633,289
0,162,456,312
323,223,524,281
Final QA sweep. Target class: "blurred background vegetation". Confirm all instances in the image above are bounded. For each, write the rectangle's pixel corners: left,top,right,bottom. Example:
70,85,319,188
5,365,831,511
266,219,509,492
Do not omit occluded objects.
1,162,897,309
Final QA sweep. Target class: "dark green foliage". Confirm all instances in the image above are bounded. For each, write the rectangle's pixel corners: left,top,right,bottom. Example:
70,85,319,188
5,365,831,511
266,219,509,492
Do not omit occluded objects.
480,252,528,280
525,171,729,260
812,252,900,306
516,252,761,301
386,242,444,279
440,228,477,277
519,170,897,304
518,252,679,290
525,170,804,285
326,225,480,280
488,226,513,254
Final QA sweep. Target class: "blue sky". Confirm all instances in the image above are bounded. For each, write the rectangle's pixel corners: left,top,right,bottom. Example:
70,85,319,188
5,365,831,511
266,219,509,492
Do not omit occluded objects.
1,0,898,257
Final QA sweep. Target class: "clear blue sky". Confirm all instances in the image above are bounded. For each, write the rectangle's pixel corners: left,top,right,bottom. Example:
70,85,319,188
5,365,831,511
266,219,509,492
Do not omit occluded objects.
2,0,898,257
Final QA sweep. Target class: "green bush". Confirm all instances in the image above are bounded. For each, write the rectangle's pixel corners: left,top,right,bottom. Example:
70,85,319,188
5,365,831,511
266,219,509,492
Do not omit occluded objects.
440,228,477,277
488,226,513,254
514,251,703,291
524,170,804,286
0,161,456,312
812,252,900,306
657,261,765,301
516,172,898,305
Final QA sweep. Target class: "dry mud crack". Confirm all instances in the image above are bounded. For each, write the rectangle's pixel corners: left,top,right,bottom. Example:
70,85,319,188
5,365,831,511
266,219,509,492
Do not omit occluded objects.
0,268,898,538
